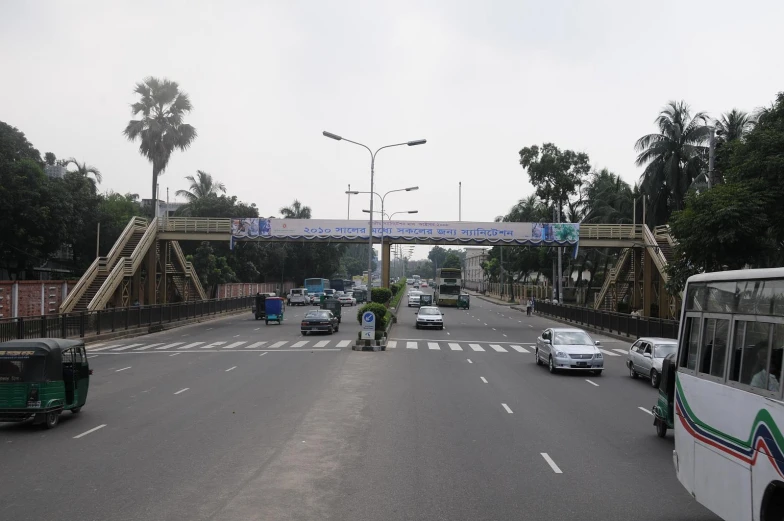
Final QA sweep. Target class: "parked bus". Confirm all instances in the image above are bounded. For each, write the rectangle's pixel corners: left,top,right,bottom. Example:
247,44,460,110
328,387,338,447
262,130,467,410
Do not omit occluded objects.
670,268,784,520
434,268,462,306
304,278,330,298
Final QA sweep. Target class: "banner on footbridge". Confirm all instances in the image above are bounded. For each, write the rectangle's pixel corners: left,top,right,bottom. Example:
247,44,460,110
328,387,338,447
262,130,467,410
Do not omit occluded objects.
230,218,579,248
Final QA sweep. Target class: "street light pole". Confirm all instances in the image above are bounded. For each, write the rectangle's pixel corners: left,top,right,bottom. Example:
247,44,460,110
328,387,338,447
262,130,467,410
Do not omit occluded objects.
347,184,351,219
459,181,462,222
324,131,426,287
708,127,716,189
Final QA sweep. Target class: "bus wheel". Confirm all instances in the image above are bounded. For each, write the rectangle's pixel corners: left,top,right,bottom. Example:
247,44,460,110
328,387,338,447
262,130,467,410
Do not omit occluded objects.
655,419,667,438
45,411,61,429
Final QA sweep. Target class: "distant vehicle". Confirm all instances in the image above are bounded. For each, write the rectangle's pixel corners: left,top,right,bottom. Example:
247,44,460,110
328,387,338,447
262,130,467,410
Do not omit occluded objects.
304,278,330,297
323,289,336,299
434,268,462,306
330,279,345,292
420,281,428,288
287,288,309,306
415,306,444,330
535,327,604,375
407,279,414,285
300,310,339,335
337,294,356,306
408,291,423,307
252,292,277,319
626,337,678,388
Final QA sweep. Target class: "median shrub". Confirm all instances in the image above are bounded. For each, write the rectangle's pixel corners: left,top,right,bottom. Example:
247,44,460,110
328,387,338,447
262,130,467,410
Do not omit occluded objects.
371,287,392,305
357,302,389,330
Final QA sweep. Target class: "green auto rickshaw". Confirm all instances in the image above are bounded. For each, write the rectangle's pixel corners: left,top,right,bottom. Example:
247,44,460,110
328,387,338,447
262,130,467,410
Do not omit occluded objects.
0,339,92,429
353,288,368,304
652,353,677,437
457,294,471,310
321,298,342,323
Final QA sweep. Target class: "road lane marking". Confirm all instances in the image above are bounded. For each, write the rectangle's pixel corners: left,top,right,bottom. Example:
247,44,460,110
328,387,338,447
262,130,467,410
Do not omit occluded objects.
599,349,620,357
90,344,121,351
88,343,106,349
484,323,488,326
638,407,653,416
510,345,529,353
174,388,189,395
392,338,535,345
87,355,98,359
269,341,287,349
612,349,628,355
502,403,513,414
225,366,237,372
292,341,308,348
503,334,507,337
448,343,463,351
467,359,473,364
135,343,163,351
541,453,563,474
206,327,213,330
490,344,508,352
260,352,268,356
202,341,226,349
175,342,204,349
115,366,131,372
254,327,260,331
387,341,397,348
156,342,184,350
233,334,240,338
480,377,488,383
113,344,143,351
585,379,599,387
469,344,485,352
169,353,181,357
246,342,267,348
73,424,106,439
492,328,496,331
336,340,351,347
314,341,330,348
221,341,245,349
406,341,418,349
428,342,440,350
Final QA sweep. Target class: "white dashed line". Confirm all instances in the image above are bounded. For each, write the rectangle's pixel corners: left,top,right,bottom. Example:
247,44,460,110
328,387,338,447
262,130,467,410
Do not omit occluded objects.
115,367,131,372
225,366,237,372
480,377,488,383
467,359,473,364
469,344,485,352
585,379,599,387
73,424,106,439
169,353,181,357
541,453,563,473
174,388,189,395
638,407,653,416
502,403,513,414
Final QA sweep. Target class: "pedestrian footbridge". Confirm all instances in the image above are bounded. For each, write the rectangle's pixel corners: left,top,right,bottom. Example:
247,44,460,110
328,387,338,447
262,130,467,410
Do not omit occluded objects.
62,217,677,318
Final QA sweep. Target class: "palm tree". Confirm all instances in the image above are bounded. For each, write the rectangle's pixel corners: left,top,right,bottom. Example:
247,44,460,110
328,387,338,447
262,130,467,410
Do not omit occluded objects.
583,169,634,224
280,200,312,219
716,109,755,143
123,77,197,203
635,101,709,225
64,157,103,183
175,170,226,203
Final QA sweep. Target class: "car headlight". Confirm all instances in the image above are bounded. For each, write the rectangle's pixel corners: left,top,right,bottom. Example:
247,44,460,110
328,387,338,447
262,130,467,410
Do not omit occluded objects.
555,351,567,358
595,352,603,358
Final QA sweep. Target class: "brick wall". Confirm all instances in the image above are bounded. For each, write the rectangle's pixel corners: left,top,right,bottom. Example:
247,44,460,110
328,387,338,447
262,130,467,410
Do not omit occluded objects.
216,282,295,299
0,281,77,318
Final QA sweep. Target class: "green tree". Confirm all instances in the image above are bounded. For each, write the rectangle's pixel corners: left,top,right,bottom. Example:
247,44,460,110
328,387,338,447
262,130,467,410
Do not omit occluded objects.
442,253,462,270
57,171,102,269
123,77,197,203
280,199,312,219
716,109,755,143
175,170,226,203
583,169,634,224
635,101,709,225
64,157,103,183
98,192,143,254
0,121,41,165
44,152,57,166
427,246,448,272
187,241,237,294
518,143,591,217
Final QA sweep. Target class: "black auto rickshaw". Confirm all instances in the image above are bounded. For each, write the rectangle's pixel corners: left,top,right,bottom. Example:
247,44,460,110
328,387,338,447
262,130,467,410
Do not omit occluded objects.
254,293,268,320
321,298,342,323
652,353,677,437
0,339,92,429
419,294,434,307
457,294,470,310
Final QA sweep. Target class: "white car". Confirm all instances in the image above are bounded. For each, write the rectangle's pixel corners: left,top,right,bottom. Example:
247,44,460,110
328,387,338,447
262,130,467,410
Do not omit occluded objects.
416,306,444,330
407,291,423,307
535,327,604,376
288,288,309,306
627,337,678,388
337,294,356,306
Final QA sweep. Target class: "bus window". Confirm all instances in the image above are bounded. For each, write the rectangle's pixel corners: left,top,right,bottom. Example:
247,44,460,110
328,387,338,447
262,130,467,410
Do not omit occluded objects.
705,282,738,313
741,322,772,389
698,318,729,378
680,317,700,370
729,320,746,383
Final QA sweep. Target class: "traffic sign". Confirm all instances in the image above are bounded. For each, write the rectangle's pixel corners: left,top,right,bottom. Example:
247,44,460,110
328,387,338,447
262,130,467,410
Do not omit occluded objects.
362,311,375,339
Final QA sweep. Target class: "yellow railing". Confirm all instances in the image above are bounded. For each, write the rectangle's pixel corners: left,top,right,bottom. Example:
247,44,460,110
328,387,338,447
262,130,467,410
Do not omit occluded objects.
171,241,207,300
60,257,101,313
157,216,231,234
580,224,641,240
642,225,670,284
88,259,126,311
106,217,147,267
593,247,631,310
129,220,158,274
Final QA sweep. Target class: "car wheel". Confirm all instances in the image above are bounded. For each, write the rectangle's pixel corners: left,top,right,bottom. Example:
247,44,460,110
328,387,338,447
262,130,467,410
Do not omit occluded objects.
656,418,668,438
548,356,557,374
629,363,638,379
650,369,660,388
593,370,603,376
535,348,542,365
415,324,419,329
335,325,339,332
302,331,308,336
45,410,60,429
328,326,334,335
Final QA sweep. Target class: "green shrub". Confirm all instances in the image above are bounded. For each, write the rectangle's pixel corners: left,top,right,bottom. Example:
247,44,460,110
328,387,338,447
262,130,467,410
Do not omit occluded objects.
357,303,389,330
390,283,400,296
371,287,392,304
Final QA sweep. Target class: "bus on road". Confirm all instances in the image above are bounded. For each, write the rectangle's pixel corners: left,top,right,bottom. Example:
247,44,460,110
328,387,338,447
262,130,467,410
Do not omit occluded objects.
304,278,330,298
671,268,784,521
434,268,461,306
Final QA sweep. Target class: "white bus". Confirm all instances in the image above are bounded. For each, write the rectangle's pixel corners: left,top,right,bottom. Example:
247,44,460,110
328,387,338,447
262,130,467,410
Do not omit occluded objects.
434,268,462,306
672,268,784,521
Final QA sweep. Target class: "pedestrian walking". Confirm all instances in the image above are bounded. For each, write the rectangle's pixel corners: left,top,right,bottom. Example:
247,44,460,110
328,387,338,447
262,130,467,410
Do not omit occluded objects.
526,298,533,316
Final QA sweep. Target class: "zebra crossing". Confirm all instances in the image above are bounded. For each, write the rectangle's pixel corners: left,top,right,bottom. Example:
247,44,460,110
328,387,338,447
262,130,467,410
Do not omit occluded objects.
86,339,624,356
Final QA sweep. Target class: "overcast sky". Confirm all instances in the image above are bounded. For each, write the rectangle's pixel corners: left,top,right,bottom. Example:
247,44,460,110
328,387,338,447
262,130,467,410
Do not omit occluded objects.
2,1,783,260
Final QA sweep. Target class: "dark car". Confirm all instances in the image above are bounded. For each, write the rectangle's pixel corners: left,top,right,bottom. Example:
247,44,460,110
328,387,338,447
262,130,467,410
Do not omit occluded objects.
301,310,340,335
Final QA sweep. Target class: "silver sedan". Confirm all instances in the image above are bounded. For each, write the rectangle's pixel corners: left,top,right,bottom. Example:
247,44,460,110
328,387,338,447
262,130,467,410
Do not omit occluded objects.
535,327,604,375
626,337,678,388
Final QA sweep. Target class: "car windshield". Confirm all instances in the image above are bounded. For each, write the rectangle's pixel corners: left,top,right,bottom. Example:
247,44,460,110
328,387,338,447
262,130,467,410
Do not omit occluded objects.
419,308,441,315
654,343,677,358
553,331,593,345
306,311,330,318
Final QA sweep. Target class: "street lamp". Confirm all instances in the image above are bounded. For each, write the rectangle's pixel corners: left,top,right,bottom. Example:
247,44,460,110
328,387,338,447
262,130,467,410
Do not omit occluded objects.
326,130,425,285
362,209,419,220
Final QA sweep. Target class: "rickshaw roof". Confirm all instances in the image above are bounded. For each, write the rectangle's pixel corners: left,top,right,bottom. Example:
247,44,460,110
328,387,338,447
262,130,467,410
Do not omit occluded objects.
0,338,84,354
265,297,284,301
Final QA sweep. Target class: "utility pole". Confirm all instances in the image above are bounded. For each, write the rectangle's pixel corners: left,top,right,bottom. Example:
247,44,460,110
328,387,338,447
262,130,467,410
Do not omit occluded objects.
499,246,504,297
708,128,716,189
557,201,563,303
96,222,100,258
347,184,351,219
459,181,462,221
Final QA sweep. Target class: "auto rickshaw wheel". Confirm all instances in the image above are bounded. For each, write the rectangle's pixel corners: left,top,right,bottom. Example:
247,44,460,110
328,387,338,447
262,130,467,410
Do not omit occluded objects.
656,418,668,438
265,319,269,325
335,325,339,332
45,411,61,429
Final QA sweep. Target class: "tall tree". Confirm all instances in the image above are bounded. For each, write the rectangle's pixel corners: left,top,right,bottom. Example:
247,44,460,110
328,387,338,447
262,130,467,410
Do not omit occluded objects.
280,199,312,219
583,169,634,224
0,121,41,165
64,157,103,183
123,77,197,203
44,152,57,166
427,246,449,272
518,143,591,218
175,170,226,203
716,109,755,143
635,101,709,225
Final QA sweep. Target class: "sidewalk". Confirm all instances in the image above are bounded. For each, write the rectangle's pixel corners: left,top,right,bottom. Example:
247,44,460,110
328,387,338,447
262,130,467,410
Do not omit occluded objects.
464,290,519,307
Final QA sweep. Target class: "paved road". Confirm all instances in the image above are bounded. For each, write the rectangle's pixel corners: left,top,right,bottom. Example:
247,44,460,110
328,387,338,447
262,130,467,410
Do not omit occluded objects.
0,290,718,521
